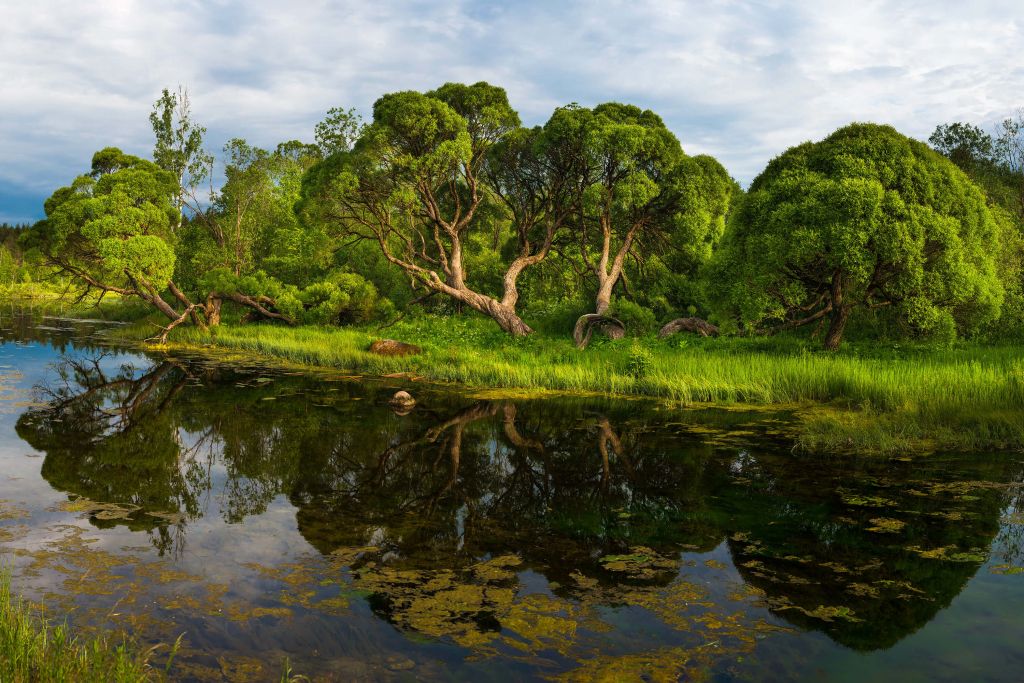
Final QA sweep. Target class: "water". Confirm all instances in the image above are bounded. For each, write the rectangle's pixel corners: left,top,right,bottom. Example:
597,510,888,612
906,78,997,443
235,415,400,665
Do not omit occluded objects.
0,312,1022,681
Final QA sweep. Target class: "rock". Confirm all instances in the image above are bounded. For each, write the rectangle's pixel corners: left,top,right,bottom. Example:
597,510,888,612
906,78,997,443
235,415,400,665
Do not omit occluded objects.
389,391,416,415
368,339,422,356
385,655,416,671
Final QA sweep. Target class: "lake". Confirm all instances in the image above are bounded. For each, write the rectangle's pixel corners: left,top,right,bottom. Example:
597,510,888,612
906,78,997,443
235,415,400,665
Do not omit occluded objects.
0,311,1021,681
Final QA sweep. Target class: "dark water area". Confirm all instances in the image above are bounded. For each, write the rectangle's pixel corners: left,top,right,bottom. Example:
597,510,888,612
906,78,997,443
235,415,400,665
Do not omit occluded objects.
0,312,1022,681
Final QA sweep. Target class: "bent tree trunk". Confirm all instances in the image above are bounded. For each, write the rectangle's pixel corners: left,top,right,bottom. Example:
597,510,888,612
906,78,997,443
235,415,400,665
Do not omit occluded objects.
454,287,533,336
658,317,719,338
573,280,625,349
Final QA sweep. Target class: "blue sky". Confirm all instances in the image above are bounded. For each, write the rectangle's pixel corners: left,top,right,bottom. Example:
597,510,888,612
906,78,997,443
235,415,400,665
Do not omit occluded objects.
1,0,1022,223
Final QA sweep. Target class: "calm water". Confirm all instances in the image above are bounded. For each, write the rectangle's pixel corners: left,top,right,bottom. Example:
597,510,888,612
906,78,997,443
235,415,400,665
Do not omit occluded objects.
0,312,1022,682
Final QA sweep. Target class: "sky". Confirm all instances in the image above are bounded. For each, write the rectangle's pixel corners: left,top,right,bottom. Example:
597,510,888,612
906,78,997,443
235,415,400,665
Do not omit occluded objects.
1,0,1022,223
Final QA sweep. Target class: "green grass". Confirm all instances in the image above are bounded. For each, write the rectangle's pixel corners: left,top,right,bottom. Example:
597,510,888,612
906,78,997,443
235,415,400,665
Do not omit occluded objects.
156,314,1024,455
0,572,172,683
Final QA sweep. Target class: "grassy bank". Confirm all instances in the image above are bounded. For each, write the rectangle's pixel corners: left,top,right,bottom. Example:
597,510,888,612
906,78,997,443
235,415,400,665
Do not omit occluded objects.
158,315,1024,455
0,574,169,683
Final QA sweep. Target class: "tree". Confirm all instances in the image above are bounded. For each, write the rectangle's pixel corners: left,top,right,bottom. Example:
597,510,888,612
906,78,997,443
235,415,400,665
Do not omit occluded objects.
314,107,364,157
149,87,214,231
928,122,994,170
559,103,688,346
931,115,1024,340
302,82,572,336
23,148,206,339
993,110,1024,217
710,123,1004,350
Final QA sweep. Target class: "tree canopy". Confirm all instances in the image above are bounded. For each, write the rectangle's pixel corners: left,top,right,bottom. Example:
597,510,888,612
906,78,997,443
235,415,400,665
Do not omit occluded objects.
16,84,1024,350
711,123,1004,349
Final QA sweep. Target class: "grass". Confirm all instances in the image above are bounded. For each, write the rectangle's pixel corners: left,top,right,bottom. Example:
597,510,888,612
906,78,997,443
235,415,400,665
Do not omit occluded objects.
148,313,1024,455
0,572,173,683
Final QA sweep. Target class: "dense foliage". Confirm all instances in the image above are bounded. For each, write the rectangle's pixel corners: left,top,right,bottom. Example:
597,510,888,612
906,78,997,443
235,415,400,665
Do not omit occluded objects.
16,86,1024,350
711,123,1004,349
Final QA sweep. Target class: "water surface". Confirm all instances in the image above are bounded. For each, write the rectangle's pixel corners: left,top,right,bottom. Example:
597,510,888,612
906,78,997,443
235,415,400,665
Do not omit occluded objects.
0,312,1022,681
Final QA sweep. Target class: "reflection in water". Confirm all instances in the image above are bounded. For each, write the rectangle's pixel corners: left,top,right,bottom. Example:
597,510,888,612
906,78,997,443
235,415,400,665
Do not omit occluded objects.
7,343,1024,681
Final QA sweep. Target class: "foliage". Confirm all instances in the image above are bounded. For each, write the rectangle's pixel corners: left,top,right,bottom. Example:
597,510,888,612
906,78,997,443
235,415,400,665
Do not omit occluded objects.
149,86,213,229
0,572,171,682
711,123,1004,349
23,148,179,298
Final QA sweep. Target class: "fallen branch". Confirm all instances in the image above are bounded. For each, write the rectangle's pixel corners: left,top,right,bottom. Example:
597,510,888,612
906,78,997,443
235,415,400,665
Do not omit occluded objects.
658,317,719,339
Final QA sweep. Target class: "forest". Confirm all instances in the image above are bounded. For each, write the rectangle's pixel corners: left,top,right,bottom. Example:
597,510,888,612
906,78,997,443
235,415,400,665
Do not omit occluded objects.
4,83,1024,452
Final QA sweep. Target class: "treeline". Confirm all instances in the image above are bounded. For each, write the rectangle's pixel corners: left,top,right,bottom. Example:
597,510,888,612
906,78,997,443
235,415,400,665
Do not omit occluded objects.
0,223,54,287
18,84,1024,349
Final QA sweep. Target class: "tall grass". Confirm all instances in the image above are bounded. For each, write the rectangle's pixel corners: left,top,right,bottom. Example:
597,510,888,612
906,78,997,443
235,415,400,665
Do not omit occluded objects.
164,315,1024,453
0,572,171,683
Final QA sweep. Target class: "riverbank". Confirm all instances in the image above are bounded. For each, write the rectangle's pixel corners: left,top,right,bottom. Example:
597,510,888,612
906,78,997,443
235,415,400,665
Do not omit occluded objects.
8,297,1022,456
0,573,168,682
146,316,1024,456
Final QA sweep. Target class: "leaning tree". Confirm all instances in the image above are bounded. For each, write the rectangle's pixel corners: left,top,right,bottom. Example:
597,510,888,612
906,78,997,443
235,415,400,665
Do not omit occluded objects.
23,148,209,340
24,148,295,341
710,123,1004,350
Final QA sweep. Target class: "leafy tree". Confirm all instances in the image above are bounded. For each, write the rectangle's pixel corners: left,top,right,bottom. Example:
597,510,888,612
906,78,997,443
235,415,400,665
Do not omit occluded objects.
23,148,206,338
314,107,364,157
545,103,733,346
556,104,690,345
149,87,214,230
993,110,1024,217
302,82,573,335
711,123,1004,350
928,122,994,170
634,154,739,327
930,115,1024,340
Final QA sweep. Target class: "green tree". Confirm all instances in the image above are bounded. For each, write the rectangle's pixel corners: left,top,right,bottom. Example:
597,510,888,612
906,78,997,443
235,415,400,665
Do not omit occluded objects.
711,123,1004,350
149,86,214,230
302,82,571,335
931,114,1024,340
928,122,994,171
558,103,691,346
993,110,1024,217
314,107,364,156
23,148,206,339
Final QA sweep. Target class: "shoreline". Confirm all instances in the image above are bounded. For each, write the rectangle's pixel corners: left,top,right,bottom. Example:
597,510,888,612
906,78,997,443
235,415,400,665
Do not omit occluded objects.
7,300,1023,456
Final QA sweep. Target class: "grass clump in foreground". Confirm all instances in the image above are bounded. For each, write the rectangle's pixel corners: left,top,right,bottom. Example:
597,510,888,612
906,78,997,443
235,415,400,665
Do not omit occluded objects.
162,314,1024,455
0,573,173,683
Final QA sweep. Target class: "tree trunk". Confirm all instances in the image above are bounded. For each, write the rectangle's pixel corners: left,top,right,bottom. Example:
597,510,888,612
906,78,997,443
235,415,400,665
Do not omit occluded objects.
204,295,222,327
479,295,533,336
594,277,614,316
823,305,851,351
658,317,719,338
823,270,850,351
573,313,625,349
493,307,533,336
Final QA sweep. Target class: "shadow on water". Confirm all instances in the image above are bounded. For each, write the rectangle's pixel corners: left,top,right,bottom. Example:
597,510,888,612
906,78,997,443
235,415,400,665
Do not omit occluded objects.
7,331,1024,680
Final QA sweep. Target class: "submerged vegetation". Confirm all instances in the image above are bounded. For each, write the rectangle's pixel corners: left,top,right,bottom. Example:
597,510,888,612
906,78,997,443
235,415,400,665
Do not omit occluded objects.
0,572,168,683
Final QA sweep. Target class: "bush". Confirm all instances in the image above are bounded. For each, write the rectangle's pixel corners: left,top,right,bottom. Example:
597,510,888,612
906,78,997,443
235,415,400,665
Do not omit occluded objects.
625,342,654,378
610,298,658,335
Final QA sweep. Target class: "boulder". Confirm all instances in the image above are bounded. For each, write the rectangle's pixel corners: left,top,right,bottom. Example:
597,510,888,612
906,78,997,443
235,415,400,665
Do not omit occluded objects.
369,339,422,356
389,390,416,415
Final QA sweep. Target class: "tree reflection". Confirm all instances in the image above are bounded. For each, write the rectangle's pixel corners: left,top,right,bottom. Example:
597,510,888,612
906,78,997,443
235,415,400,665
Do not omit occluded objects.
15,351,1024,653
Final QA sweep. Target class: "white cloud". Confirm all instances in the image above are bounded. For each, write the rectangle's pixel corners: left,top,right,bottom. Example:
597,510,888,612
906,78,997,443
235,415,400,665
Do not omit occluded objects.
1,0,1021,222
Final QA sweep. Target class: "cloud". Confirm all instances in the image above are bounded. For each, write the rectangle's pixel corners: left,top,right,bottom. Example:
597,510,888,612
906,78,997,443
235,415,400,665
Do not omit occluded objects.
1,0,1021,223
